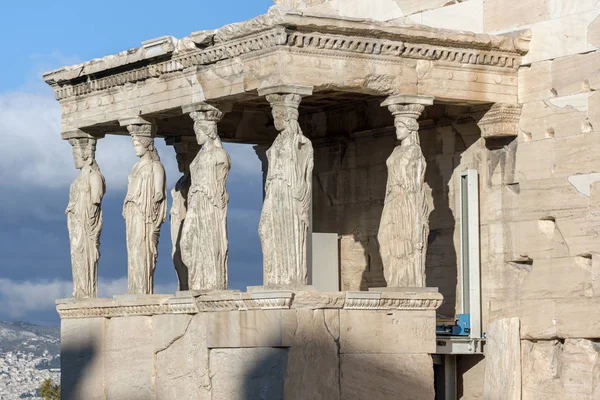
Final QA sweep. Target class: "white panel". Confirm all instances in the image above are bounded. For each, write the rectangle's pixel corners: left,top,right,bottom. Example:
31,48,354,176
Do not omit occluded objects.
310,233,340,292
460,169,482,339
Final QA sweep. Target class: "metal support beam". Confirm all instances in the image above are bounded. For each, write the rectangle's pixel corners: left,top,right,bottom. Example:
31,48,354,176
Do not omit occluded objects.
444,355,457,400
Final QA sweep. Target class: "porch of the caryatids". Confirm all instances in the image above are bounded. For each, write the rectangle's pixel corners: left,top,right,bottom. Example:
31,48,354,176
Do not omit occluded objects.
378,95,434,288
257,85,314,287
179,103,231,291
121,118,167,295
65,131,106,299
166,136,200,292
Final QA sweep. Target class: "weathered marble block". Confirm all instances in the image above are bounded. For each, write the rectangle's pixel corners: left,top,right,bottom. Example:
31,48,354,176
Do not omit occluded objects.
105,316,155,400
61,318,106,400
57,289,441,400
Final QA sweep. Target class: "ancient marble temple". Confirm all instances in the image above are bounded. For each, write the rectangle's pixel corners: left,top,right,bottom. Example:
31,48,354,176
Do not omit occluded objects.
47,0,600,399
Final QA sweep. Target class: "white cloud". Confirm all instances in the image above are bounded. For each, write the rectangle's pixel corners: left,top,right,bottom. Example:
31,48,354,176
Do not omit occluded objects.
0,277,177,318
0,91,262,193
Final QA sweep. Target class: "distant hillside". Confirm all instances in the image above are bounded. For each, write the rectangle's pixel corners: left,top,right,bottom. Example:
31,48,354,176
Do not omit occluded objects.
0,321,59,356
0,321,60,399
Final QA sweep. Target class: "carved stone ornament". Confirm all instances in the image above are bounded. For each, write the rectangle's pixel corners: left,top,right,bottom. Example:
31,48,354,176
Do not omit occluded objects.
66,138,106,298
476,103,522,139
378,96,433,288
45,8,528,102
259,91,314,286
167,137,200,291
123,123,167,294
180,108,231,291
55,290,443,318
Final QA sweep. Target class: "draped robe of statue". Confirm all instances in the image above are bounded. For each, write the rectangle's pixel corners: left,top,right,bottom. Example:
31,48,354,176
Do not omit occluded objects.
180,145,230,290
378,135,429,287
259,121,314,285
123,155,167,294
66,164,105,298
170,172,191,290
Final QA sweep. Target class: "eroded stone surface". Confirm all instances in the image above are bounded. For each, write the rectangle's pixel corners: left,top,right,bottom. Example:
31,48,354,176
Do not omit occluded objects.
206,309,291,348
210,348,288,400
340,354,434,400
522,339,600,400
340,310,436,354
284,309,340,400
61,318,106,400
105,316,155,400
154,314,210,400
483,317,521,400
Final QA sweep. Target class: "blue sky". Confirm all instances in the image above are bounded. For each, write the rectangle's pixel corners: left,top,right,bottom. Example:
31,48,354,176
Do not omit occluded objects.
0,0,274,325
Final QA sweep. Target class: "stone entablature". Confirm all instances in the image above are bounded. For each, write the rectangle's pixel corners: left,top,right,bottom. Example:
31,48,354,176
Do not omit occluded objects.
43,7,530,135
55,289,443,319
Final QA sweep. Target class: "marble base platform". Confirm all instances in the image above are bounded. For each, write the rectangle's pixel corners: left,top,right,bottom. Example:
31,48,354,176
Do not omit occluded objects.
58,289,443,400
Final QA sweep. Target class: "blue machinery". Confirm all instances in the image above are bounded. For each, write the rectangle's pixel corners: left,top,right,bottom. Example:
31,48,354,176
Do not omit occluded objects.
436,314,472,337
433,170,486,400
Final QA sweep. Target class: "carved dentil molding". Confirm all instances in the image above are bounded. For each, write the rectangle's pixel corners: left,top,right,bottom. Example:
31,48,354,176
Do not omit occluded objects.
50,25,525,101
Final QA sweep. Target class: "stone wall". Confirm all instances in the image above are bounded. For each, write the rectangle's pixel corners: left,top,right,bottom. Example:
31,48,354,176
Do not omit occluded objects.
59,290,441,400
274,0,484,31
398,0,600,398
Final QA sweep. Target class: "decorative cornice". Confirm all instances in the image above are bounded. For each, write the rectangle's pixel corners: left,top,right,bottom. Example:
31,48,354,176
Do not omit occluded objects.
196,291,294,312
344,291,443,310
56,298,199,319
46,11,526,101
56,290,443,318
291,292,346,309
476,103,522,139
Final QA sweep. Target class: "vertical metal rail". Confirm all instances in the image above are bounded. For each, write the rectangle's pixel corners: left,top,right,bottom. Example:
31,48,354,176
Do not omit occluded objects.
459,170,481,339
444,355,457,400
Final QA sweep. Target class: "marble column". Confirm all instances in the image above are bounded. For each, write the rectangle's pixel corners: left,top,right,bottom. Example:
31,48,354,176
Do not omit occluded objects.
165,136,200,291
378,95,434,288
120,118,167,295
64,131,106,298
257,85,314,286
179,103,231,291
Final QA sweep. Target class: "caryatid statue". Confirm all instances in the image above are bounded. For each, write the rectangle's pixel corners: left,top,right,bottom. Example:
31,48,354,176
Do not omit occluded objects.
180,106,231,291
122,121,167,295
66,136,106,298
167,137,200,291
378,95,434,287
258,86,314,286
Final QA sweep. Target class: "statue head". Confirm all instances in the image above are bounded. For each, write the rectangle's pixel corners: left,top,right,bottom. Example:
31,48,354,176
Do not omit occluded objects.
394,116,419,142
69,138,96,170
132,136,154,157
266,93,301,132
387,103,424,143
190,109,223,147
127,123,160,160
